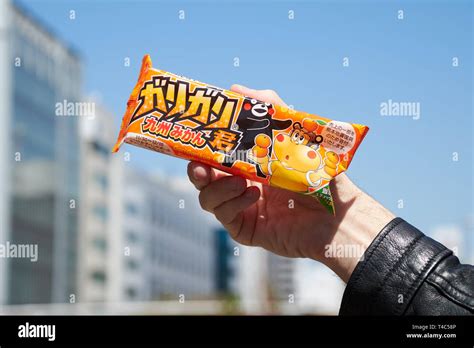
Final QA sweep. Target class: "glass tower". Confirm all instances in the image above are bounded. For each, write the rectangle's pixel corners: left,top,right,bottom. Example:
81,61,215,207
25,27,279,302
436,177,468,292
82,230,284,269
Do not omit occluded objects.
2,2,81,304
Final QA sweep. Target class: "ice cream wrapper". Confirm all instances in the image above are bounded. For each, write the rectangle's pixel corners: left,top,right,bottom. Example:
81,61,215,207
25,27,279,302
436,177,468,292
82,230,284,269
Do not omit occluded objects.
113,55,369,214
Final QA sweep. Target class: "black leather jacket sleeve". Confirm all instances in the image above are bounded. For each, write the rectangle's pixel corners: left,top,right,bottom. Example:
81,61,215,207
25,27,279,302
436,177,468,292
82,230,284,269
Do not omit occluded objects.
339,217,474,315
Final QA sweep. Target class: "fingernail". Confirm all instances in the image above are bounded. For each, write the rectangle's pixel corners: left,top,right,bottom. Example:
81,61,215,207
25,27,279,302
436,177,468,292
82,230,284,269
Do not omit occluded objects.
192,165,206,182
233,84,253,93
245,187,259,199
230,84,241,91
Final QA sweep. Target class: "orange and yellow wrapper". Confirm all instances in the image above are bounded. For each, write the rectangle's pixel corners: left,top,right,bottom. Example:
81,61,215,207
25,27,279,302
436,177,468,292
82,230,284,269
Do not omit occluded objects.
113,55,369,214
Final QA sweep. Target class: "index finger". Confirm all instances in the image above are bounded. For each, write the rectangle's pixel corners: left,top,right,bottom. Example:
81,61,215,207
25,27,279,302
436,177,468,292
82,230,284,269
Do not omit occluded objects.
187,161,229,190
230,84,288,107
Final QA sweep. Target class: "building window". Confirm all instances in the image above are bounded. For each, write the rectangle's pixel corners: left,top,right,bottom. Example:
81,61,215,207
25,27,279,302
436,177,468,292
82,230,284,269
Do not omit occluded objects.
125,287,137,299
92,237,107,251
126,259,139,270
91,140,110,159
127,231,138,243
91,270,106,283
125,202,138,216
94,173,108,191
93,204,108,222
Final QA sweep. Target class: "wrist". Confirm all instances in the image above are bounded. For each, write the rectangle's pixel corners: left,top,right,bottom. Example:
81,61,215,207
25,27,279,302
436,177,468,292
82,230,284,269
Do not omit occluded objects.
314,174,395,282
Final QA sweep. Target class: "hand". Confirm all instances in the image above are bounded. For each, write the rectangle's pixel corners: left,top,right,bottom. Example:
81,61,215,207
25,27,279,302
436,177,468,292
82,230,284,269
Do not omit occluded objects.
187,84,395,282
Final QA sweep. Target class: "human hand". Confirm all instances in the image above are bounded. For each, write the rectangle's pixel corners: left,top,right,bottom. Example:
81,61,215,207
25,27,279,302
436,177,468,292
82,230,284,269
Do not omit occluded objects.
187,84,395,282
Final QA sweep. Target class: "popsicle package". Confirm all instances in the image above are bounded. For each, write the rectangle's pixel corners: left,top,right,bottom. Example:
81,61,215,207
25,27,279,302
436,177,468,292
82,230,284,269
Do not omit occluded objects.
113,55,369,214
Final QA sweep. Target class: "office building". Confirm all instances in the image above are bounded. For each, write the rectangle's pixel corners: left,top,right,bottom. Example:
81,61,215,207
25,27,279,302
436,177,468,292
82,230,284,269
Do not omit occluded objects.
0,1,81,304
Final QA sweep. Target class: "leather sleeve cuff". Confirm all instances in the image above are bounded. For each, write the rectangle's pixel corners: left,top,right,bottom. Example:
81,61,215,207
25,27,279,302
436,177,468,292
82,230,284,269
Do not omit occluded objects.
339,217,452,315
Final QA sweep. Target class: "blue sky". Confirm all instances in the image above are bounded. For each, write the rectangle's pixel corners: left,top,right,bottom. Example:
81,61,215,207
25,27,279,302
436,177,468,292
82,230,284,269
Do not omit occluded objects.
21,0,473,246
